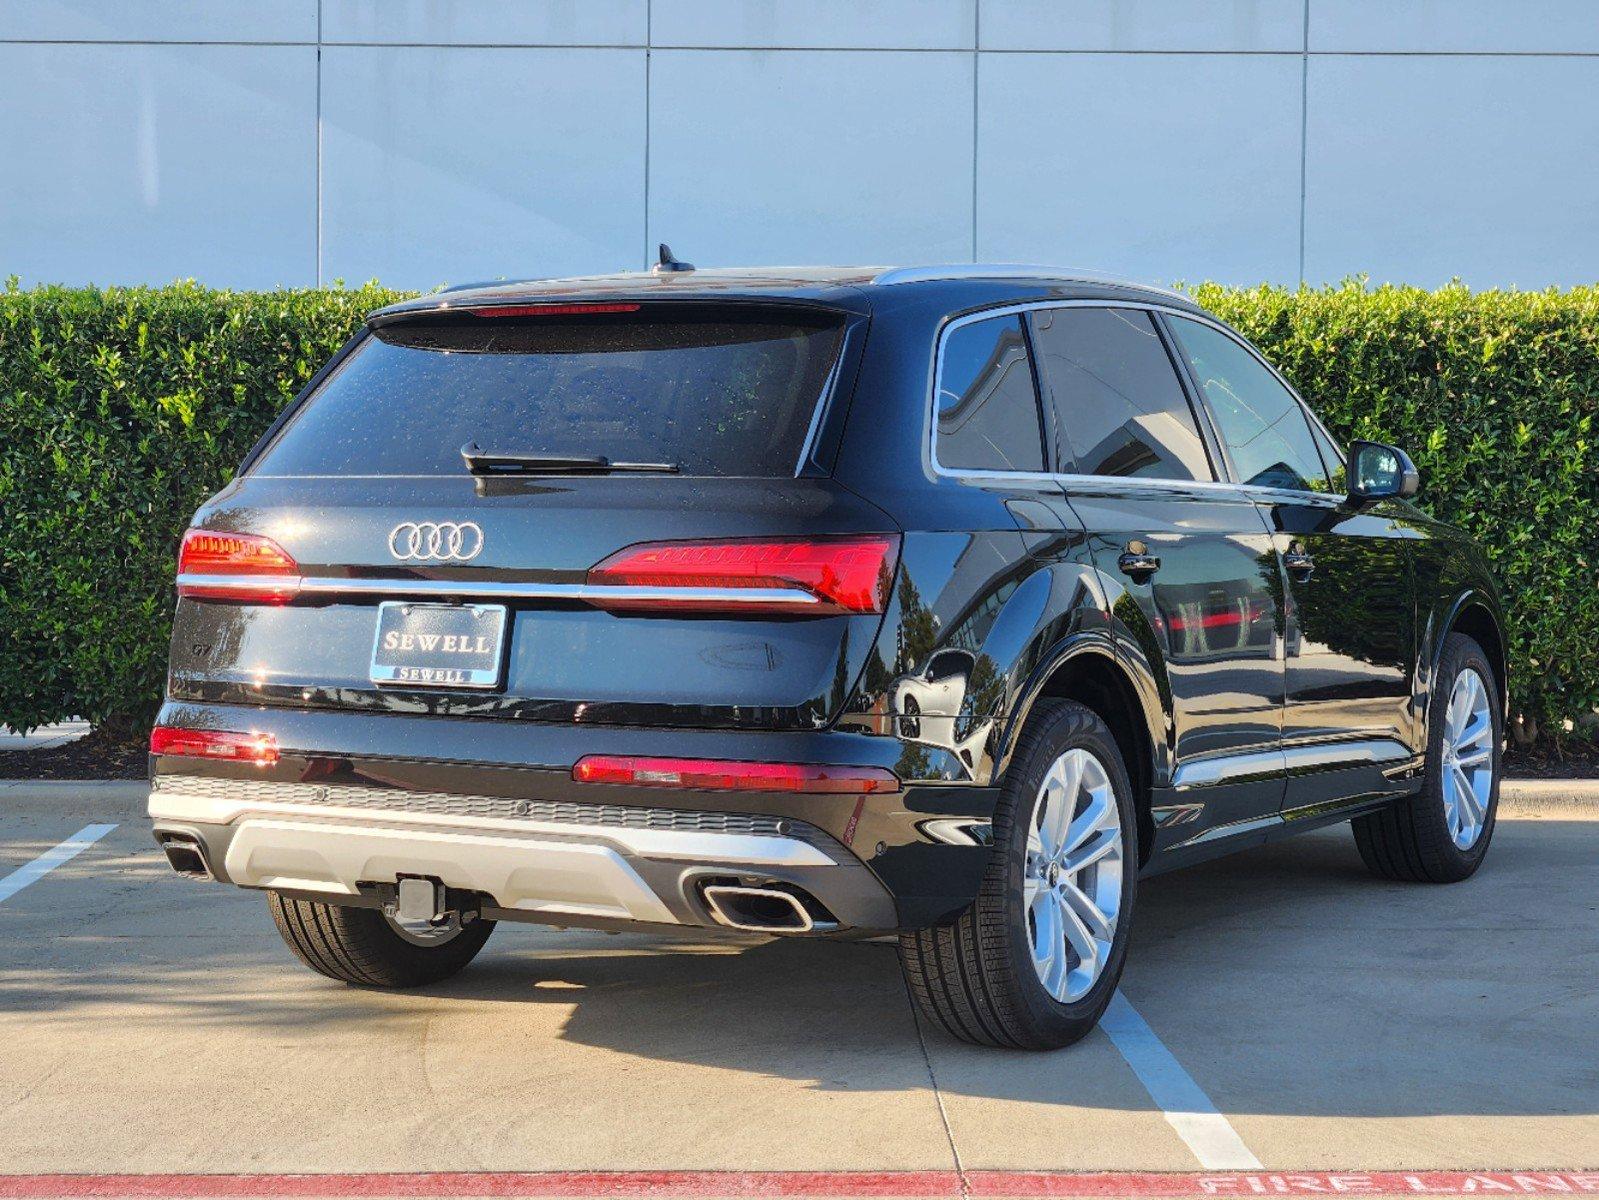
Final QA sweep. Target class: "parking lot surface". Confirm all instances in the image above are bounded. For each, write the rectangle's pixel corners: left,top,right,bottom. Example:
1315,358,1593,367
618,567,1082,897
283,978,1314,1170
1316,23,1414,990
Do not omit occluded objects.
2,783,1595,1195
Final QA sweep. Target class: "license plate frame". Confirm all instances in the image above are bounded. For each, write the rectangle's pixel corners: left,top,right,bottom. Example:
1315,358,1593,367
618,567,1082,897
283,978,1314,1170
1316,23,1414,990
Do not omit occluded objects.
369,601,508,690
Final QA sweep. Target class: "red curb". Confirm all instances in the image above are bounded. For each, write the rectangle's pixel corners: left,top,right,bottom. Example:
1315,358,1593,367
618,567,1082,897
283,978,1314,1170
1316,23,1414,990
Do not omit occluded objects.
0,1171,1596,1199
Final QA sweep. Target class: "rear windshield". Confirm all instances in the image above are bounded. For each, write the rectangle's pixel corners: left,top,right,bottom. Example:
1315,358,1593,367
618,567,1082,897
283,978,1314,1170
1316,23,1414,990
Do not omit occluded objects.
252,305,845,477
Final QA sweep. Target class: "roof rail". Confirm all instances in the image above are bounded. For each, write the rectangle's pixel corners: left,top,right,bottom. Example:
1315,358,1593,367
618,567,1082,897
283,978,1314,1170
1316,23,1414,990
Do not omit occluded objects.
870,264,1185,300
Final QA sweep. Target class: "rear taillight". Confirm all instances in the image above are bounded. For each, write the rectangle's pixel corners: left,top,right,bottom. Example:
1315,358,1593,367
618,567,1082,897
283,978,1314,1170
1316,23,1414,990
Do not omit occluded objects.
150,726,279,767
587,535,899,615
176,529,300,603
573,755,900,794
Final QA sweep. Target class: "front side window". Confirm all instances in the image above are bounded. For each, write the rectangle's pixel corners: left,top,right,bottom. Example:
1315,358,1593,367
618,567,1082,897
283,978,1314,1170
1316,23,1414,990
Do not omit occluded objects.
1308,417,1347,492
1028,307,1212,482
1167,316,1332,493
935,314,1046,473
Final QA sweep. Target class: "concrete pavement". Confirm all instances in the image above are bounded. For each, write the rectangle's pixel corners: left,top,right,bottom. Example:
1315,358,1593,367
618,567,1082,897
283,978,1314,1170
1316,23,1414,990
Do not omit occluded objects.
1,781,1595,1185
0,722,90,752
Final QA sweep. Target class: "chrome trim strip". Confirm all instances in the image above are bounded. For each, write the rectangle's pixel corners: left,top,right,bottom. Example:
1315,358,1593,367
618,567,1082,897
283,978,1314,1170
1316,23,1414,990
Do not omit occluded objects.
1281,739,1415,773
927,298,1342,504
1172,747,1287,790
1173,812,1281,848
1150,802,1205,829
148,781,838,869
1172,738,1414,790
177,573,822,608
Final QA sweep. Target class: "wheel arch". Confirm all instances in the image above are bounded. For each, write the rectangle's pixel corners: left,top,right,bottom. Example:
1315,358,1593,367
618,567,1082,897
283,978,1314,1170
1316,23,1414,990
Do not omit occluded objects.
1425,590,1510,738
996,637,1161,866
1449,600,1507,704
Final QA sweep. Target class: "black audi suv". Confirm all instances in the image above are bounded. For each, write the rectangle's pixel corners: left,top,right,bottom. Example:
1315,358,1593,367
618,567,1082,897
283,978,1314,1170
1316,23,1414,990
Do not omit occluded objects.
150,262,1507,1049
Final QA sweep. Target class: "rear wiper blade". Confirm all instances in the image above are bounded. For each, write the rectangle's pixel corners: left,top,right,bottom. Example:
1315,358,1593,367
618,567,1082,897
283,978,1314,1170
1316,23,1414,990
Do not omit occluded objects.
460,442,680,475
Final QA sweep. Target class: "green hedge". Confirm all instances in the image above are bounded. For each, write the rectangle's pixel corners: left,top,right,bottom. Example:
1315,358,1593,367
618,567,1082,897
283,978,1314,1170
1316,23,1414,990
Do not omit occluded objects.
0,280,412,735
2,279,1594,743
1194,281,1598,744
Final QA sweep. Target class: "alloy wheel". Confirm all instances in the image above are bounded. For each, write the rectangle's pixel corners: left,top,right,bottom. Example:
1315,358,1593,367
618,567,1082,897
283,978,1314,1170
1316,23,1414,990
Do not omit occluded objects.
1441,667,1495,850
1024,748,1125,1003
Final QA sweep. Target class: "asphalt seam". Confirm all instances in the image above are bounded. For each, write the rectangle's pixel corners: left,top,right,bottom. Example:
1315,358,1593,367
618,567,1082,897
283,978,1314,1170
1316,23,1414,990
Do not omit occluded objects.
901,971,971,1199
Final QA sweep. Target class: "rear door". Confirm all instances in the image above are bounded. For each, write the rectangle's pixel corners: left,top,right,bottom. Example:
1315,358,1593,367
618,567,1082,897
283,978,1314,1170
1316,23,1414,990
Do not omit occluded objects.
1027,304,1288,847
914,310,1090,777
1162,314,1418,813
169,300,899,732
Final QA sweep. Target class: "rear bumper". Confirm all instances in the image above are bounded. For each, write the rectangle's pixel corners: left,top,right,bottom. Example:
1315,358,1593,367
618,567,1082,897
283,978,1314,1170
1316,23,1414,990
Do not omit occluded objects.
150,694,997,928
150,774,896,932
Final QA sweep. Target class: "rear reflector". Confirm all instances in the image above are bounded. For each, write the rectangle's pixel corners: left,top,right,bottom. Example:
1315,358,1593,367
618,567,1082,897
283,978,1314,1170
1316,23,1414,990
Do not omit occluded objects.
176,529,300,603
150,726,279,766
573,755,900,795
470,303,641,318
587,535,899,615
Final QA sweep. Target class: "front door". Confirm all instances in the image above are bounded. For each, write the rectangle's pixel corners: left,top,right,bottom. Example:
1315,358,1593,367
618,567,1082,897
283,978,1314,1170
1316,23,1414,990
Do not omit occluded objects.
1026,304,1288,850
1162,314,1418,815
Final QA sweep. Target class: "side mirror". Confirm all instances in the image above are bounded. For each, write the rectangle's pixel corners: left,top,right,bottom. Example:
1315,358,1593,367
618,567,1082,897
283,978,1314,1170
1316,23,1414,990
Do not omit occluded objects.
1347,440,1420,504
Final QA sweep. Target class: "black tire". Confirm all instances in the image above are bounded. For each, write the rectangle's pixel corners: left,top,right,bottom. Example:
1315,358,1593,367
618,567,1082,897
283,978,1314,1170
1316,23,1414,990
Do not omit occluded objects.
268,892,495,987
899,698,1138,1050
1353,633,1501,883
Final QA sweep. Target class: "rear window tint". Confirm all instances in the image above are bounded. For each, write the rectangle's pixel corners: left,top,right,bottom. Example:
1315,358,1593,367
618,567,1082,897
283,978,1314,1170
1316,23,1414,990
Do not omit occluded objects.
253,306,845,477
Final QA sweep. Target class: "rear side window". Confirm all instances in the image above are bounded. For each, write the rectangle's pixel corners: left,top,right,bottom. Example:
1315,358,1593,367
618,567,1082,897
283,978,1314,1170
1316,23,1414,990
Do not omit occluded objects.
935,314,1045,473
253,305,845,477
1166,316,1332,493
1029,307,1213,482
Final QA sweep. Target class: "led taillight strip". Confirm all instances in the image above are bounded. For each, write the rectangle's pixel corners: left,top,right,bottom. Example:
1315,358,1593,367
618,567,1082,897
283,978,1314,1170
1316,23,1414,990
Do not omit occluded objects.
173,575,822,607
573,755,900,795
587,535,900,616
175,534,900,617
176,530,301,604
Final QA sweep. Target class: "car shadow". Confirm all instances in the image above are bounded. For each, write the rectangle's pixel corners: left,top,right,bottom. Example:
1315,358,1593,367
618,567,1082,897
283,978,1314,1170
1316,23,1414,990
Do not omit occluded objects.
4,820,1595,1121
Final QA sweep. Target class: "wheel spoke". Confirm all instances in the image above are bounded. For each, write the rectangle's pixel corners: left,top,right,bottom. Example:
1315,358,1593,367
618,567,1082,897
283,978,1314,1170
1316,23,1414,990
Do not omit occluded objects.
1456,744,1493,768
1454,766,1484,822
1063,788,1112,857
1455,711,1493,752
1062,882,1114,942
1065,825,1120,874
1039,775,1072,857
1445,686,1469,741
1441,774,1461,835
1059,895,1101,978
1031,895,1065,998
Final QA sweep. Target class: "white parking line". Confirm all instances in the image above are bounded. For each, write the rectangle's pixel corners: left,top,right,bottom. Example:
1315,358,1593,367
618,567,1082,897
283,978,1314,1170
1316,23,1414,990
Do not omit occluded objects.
0,824,118,904
1102,990,1262,1170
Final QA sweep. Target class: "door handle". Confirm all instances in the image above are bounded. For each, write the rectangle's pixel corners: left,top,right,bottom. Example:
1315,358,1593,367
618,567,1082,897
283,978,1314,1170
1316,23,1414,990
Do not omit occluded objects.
1283,549,1315,579
1118,547,1161,579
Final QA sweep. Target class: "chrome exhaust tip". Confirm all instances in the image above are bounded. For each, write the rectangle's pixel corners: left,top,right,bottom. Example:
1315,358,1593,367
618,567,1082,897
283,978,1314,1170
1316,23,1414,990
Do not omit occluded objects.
157,833,213,881
701,884,815,933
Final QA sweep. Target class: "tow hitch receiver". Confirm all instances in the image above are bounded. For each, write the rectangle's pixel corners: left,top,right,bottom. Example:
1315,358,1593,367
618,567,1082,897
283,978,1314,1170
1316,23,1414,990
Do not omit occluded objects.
394,876,446,923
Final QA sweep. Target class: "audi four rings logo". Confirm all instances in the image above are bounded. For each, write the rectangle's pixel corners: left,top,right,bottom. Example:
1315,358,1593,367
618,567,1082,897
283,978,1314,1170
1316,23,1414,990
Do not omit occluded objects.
387,521,484,561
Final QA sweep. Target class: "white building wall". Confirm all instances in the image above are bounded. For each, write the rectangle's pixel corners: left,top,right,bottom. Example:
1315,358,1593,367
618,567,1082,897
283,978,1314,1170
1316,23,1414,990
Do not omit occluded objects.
3,0,1596,291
